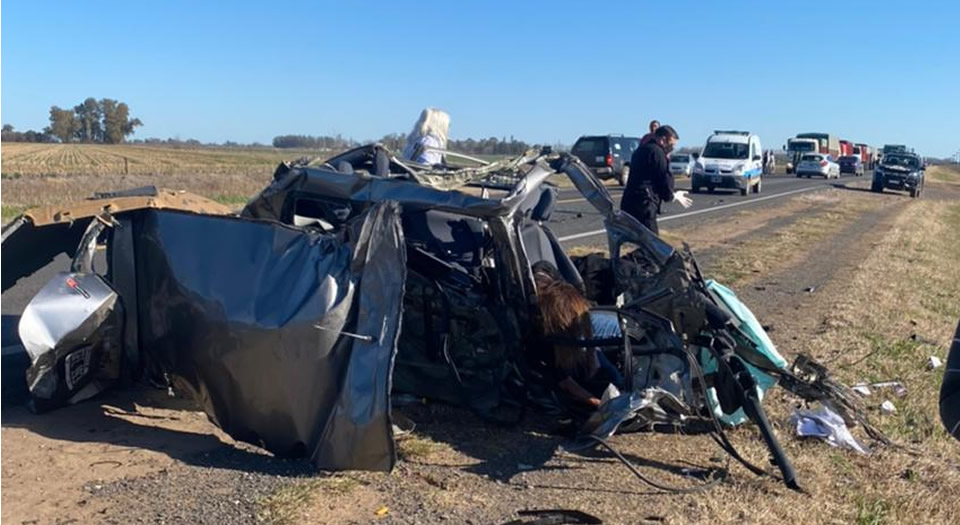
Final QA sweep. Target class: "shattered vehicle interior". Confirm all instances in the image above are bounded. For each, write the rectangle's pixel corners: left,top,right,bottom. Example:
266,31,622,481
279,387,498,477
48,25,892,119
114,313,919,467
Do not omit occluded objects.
2,144,893,492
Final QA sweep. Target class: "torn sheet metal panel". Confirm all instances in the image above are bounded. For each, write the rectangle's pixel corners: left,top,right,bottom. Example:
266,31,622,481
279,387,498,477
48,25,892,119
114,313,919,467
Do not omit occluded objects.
132,204,405,471
19,271,124,411
24,186,231,226
1,218,90,292
241,159,558,223
108,216,141,381
1,187,230,293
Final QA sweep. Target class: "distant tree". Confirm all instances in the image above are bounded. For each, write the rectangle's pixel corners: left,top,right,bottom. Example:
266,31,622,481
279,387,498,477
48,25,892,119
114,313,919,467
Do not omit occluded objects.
73,97,103,142
45,106,79,142
100,98,142,144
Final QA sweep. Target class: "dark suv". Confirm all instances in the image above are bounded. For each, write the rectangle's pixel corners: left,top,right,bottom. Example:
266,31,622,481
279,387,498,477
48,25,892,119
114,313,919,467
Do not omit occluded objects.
571,135,640,186
872,152,924,198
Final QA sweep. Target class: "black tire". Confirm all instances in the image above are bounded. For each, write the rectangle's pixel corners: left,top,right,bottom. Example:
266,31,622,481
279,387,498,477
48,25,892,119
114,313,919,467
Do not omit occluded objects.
691,186,700,194
617,165,630,187
910,187,919,198
753,177,762,194
740,187,748,196
871,181,883,193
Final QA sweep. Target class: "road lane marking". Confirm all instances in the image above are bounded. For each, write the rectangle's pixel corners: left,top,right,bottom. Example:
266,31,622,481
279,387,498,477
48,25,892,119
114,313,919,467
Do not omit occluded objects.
556,185,825,243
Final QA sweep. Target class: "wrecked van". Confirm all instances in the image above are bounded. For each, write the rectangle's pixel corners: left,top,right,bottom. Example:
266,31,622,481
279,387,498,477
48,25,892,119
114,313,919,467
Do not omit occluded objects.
2,144,885,490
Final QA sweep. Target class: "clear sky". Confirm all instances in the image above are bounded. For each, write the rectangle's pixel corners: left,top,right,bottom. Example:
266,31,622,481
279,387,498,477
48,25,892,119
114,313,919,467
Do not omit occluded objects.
2,1,958,157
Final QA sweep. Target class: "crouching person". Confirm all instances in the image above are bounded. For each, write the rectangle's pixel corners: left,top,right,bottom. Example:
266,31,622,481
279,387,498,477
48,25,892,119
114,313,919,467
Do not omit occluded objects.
533,268,622,413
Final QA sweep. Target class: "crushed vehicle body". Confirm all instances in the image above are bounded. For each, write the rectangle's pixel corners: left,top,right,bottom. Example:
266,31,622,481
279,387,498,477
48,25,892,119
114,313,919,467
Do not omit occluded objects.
2,146,887,487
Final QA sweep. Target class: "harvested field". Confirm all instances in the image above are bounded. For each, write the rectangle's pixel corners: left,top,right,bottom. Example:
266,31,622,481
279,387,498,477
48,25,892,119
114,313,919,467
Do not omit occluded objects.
0,143,328,220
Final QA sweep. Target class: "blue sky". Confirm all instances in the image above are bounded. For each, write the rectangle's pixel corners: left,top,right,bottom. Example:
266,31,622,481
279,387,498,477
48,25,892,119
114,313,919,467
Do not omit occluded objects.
2,1,958,157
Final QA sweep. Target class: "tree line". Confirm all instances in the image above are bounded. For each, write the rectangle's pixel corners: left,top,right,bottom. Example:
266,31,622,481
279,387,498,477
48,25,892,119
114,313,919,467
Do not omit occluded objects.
2,97,142,143
274,133,535,155
47,97,142,143
272,134,359,149
1,124,56,143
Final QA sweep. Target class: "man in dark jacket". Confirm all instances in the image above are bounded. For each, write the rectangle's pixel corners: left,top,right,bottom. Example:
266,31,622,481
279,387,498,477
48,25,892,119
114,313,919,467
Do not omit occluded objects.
621,125,689,234
639,120,660,146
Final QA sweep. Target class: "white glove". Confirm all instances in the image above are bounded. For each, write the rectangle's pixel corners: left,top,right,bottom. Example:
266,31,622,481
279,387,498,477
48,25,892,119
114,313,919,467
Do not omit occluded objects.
673,190,693,209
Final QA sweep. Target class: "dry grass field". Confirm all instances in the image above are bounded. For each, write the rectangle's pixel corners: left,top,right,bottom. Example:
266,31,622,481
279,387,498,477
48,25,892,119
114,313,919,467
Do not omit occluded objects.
1,142,322,177
1,143,328,221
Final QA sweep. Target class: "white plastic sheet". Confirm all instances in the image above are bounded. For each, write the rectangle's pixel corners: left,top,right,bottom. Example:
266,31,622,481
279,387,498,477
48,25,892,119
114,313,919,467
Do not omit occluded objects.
792,405,869,454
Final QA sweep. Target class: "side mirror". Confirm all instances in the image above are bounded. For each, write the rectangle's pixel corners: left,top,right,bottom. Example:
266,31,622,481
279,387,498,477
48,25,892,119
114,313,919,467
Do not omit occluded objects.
753,155,762,161
782,145,786,151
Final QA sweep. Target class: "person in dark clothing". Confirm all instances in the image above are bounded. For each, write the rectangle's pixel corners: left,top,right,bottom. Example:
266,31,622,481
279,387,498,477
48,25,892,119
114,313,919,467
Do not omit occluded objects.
639,119,660,146
621,125,690,234
940,319,960,440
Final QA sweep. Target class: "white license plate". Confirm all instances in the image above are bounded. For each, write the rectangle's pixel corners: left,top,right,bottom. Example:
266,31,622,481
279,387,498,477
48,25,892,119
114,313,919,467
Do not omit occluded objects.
595,156,604,163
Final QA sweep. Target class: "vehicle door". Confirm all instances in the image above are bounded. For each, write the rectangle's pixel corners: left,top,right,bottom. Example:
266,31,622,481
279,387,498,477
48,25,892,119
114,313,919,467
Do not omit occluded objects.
611,138,625,171
749,138,762,183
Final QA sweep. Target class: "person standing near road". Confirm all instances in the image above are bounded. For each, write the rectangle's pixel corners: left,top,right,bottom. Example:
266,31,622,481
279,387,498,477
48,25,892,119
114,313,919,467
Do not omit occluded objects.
639,120,659,145
403,107,450,166
621,125,691,234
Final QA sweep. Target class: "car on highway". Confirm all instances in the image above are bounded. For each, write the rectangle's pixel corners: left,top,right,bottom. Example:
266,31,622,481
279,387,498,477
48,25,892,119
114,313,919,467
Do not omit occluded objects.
784,137,819,174
570,134,639,186
795,153,840,179
837,155,865,176
872,152,924,197
691,130,764,196
669,153,695,176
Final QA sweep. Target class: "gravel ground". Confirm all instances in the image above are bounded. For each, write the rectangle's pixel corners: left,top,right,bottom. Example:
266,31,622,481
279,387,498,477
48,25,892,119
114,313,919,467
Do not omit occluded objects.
87,447,316,525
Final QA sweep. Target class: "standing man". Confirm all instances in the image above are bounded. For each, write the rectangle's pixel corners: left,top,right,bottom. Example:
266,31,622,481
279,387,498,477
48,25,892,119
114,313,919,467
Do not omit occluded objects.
621,125,691,234
639,120,660,145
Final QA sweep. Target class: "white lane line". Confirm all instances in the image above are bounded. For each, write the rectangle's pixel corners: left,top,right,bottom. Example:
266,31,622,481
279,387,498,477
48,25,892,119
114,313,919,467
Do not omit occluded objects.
556,184,825,243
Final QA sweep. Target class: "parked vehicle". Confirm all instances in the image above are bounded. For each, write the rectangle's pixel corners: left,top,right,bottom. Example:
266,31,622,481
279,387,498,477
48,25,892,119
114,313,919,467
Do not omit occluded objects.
872,152,924,197
837,155,865,176
784,137,818,174
669,153,695,176
691,130,764,195
796,132,841,158
882,144,908,155
795,153,840,179
571,135,640,186
839,140,854,158
853,143,874,169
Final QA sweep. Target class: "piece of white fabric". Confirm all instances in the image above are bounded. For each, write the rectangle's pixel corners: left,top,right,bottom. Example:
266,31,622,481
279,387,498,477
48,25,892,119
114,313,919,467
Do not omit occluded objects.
792,405,869,454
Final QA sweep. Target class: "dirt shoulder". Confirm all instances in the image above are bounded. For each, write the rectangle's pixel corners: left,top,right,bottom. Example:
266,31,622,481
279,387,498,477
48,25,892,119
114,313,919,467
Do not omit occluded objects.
2,183,959,524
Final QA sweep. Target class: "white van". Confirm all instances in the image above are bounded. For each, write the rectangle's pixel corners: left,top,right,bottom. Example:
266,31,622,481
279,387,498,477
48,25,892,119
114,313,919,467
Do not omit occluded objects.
691,131,764,196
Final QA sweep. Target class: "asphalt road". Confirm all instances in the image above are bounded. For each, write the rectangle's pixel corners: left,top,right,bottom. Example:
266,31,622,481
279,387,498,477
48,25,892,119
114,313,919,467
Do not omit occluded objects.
547,171,872,244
